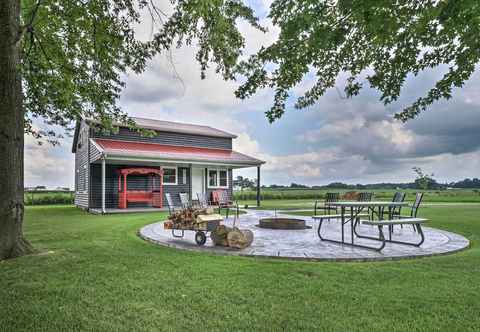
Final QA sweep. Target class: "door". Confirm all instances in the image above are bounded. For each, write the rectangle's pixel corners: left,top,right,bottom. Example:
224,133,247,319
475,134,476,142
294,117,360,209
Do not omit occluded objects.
191,168,204,200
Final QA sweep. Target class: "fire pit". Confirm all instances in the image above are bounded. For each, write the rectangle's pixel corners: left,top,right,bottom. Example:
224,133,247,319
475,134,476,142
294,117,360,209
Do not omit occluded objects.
257,217,311,230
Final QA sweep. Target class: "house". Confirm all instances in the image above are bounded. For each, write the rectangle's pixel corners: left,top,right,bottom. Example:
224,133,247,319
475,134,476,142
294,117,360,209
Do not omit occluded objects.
71,117,264,213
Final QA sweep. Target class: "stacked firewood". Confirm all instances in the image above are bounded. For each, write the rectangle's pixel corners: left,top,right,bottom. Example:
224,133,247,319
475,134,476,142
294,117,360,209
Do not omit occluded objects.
166,207,213,229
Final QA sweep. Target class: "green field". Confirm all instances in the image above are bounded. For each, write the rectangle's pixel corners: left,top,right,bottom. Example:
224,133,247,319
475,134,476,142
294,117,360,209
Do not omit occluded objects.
24,191,74,205
237,188,480,210
235,188,480,201
1,204,480,331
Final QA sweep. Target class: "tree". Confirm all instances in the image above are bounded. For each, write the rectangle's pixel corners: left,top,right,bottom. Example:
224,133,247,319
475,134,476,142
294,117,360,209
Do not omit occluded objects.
412,167,437,190
233,176,254,191
236,1,480,122
0,0,262,260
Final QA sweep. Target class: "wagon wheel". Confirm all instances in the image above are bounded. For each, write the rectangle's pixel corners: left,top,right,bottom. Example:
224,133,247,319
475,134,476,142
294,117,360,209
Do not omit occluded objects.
195,231,207,246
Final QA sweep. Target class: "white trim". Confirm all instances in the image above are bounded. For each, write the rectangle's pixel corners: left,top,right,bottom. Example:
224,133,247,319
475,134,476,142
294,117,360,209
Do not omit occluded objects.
207,168,229,189
161,166,178,185
89,138,104,152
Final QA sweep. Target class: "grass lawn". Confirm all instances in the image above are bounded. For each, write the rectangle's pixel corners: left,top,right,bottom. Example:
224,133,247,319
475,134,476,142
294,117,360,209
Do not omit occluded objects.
1,204,480,331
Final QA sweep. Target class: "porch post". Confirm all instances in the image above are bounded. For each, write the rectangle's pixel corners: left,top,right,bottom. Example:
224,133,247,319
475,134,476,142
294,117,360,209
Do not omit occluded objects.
256,166,261,207
189,165,193,200
101,157,106,214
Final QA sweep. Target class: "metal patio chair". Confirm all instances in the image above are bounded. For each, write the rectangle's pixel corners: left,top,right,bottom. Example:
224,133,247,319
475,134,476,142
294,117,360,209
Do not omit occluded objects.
396,192,424,232
165,193,178,216
196,192,213,209
211,190,238,219
357,192,374,219
382,191,406,220
358,192,373,202
314,192,340,215
179,193,190,209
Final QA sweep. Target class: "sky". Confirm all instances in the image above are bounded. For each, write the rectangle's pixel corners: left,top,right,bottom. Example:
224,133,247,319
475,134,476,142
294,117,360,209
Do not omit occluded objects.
24,1,480,189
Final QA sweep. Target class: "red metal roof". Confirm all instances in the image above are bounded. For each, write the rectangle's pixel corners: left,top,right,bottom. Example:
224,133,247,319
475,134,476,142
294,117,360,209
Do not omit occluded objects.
93,139,264,166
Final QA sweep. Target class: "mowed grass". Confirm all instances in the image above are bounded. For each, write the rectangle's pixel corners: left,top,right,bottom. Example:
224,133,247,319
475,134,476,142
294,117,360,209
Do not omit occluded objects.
0,204,480,331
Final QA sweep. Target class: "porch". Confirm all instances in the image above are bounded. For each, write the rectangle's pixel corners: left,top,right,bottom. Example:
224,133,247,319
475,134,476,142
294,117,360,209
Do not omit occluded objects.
92,159,262,214
88,137,264,213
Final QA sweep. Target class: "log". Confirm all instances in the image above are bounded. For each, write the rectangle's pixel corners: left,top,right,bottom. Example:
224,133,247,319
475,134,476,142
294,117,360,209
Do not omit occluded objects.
210,225,232,247
227,228,254,249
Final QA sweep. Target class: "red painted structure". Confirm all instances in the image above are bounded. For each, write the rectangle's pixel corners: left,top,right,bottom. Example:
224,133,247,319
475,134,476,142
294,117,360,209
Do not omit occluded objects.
117,168,164,209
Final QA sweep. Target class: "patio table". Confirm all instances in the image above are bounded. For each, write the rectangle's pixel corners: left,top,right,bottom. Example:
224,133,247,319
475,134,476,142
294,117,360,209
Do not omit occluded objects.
318,201,408,251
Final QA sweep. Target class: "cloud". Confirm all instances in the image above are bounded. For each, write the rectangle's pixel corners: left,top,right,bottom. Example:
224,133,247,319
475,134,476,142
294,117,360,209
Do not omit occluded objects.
23,3,480,188
24,133,74,188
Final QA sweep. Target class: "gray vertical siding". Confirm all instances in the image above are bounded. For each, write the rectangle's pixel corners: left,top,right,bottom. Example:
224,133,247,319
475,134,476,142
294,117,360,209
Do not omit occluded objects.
89,164,191,209
74,119,241,212
74,121,90,208
92,127,232,150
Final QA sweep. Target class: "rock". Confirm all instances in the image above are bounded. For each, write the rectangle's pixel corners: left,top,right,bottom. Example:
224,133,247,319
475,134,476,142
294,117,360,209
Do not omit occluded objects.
227,228,254,249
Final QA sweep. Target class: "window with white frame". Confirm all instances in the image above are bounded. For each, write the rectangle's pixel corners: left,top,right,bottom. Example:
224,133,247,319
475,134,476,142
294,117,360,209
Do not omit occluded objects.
182,169,187,185
208,169,228,188
162,166,177,185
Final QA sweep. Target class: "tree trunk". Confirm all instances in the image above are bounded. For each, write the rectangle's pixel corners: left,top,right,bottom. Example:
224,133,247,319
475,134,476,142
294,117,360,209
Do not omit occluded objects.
0,0,33,260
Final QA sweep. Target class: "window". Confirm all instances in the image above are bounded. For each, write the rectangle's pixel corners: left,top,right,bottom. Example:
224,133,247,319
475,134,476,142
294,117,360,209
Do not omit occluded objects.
182,169,187,185
208,170,218,187
208,169,228,188
219,170,228,187
162,166,177,185
76,166,87,192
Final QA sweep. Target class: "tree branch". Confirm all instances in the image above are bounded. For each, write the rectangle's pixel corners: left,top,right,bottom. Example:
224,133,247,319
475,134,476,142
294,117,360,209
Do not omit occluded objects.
15,0,43,45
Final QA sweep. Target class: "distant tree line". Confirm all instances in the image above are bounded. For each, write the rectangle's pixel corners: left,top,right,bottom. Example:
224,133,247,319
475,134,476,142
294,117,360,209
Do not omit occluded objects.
235,177,480,191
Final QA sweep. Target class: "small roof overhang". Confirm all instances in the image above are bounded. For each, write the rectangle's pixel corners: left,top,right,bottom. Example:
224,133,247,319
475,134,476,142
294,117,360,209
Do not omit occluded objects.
91,139,265,169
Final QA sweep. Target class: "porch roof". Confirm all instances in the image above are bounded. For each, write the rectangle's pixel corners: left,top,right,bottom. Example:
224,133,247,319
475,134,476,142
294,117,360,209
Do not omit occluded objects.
91,139,265,167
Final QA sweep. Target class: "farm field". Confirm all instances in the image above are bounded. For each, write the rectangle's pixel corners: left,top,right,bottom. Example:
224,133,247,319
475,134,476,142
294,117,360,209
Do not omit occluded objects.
0,204,479,331
236,188,480,210
24,191,74,205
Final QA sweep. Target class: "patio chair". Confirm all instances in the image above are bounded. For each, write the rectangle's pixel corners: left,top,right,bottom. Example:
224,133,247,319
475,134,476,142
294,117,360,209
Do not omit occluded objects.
396,192,424,232
314,192,339,215
196,192,212,209
382,191,406,220
164,193,177,215
357,192,374,219
179,193,190,209
358,192,373,201
211,190,238,219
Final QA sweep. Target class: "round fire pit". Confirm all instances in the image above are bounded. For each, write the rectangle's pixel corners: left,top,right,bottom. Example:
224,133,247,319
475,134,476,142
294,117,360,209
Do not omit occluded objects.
257,217,311,230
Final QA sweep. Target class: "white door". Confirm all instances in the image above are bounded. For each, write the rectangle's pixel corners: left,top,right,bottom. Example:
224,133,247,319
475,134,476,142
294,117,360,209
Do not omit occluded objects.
191,168,204,199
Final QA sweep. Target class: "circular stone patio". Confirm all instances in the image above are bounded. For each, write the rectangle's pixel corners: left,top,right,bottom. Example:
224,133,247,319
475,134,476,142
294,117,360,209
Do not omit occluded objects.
139,210,470,262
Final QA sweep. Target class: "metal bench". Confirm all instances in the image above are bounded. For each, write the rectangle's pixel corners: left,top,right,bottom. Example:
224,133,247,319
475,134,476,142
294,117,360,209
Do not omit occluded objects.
357,218,429,247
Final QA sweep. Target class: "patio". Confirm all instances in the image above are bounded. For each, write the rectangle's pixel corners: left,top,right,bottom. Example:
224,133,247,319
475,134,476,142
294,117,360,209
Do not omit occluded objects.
139,209,470,262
